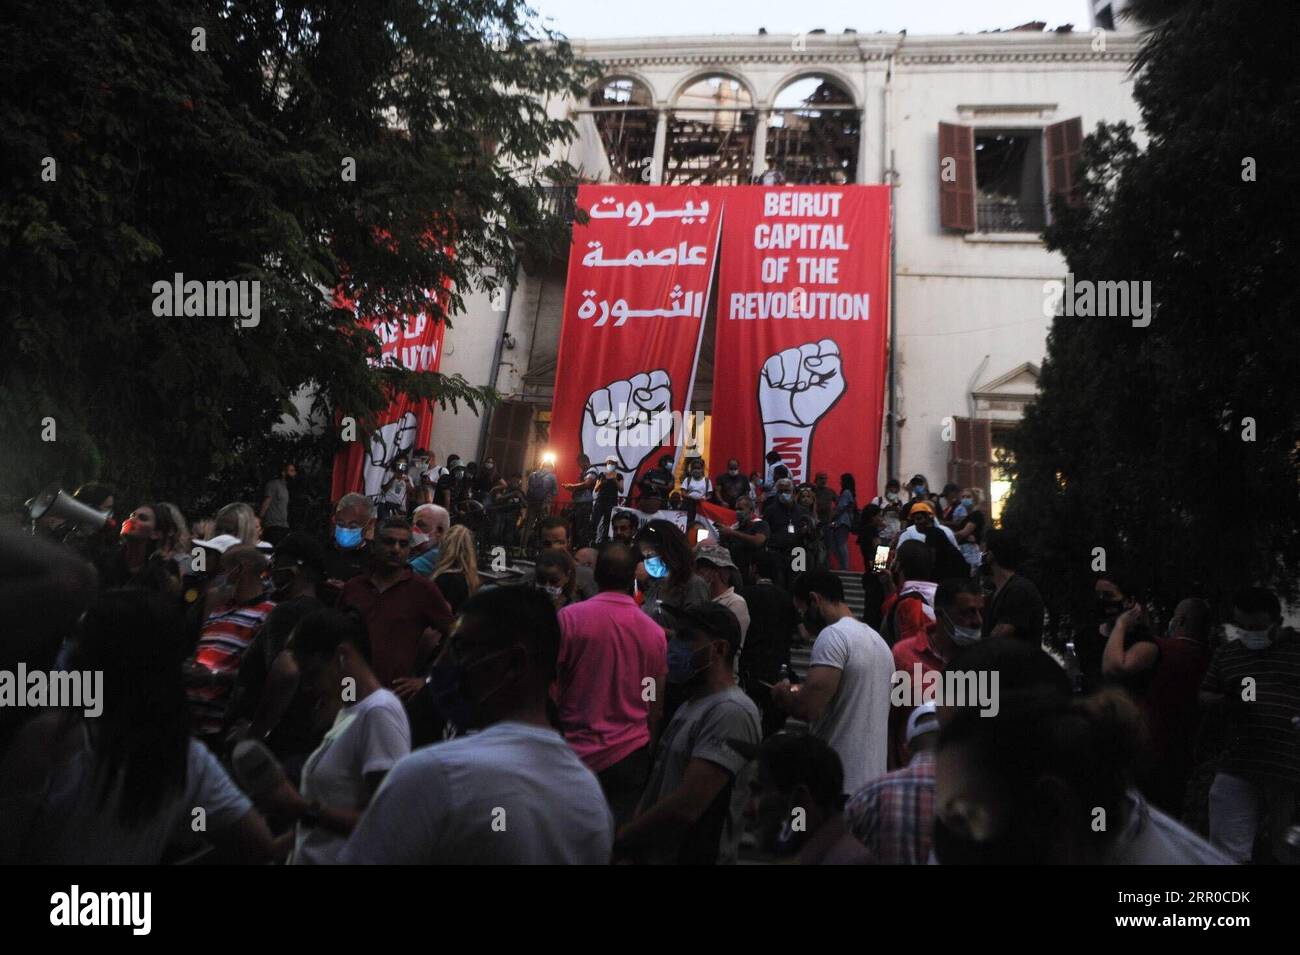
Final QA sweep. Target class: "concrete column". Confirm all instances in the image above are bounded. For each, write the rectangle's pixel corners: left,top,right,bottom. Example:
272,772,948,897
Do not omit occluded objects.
652,109,668,184
752,108,771,180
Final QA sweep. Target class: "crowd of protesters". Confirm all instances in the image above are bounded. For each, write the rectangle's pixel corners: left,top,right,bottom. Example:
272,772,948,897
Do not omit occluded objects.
1,452,1297,866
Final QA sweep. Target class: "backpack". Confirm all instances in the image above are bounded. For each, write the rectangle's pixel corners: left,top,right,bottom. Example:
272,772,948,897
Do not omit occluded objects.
881,590,926,646
526,471,551,503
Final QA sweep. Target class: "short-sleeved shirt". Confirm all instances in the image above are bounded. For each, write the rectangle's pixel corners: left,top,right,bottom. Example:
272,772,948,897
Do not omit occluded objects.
981,573,1045,645
339,571,453,686
1200,629,1300,786
263,478,290,528
809,617,894,793
556,592,668,772
341,721,613,864
639,685,761,864
291,689,411,865
715,473,751,507
1,728,252,864
723,518,770,577
188,596,277,739
844,750,936,865
573,467,598,504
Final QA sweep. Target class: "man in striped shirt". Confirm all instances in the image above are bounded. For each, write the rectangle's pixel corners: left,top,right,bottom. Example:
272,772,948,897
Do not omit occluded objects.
186,545,277,747
1201,587,1300,863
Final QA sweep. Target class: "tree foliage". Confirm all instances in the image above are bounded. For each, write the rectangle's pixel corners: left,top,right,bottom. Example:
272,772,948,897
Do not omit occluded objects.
0,0,598,508
1002,0,1300,621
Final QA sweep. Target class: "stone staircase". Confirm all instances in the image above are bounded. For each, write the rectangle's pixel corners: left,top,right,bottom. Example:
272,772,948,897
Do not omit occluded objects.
788,569,865,678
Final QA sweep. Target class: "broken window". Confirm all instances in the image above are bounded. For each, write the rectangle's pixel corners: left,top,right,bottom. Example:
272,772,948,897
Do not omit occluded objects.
665,74,756,186
590,77,657,183
766,76,859,184
974,129,1046,232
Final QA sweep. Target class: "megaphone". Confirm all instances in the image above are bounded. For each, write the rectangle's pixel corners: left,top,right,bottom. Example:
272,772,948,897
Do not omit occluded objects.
27,486,112,534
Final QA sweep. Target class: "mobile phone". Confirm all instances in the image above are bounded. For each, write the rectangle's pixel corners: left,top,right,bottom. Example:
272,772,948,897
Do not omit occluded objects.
872,545,890,573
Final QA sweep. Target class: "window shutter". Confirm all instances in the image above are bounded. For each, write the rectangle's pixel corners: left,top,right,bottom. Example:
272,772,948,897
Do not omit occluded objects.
1046,117,1084,209
485,401,534,479
938,122,975,232
948,417,993,504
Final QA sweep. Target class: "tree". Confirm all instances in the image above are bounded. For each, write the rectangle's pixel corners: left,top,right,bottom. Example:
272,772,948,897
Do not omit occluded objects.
0,0,599,510
1002,0,1300,624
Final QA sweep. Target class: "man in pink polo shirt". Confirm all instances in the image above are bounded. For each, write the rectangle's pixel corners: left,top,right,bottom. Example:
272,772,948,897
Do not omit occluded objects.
556,541,668,824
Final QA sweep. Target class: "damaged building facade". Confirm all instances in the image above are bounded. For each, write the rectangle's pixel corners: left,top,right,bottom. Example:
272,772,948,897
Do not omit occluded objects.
432,20,1144,517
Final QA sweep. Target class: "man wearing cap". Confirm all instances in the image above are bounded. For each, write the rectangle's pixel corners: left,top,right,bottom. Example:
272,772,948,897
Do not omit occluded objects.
616,603,761,865
843,703,939,865
895,500,958,548
736,733,872,865
695,545,750,668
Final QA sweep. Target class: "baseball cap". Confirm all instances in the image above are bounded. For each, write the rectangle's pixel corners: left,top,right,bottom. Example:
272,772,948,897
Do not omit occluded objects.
909,501,936,517
661,602,742,655
906,703,940,745
694,544,737,571
192,534,273,554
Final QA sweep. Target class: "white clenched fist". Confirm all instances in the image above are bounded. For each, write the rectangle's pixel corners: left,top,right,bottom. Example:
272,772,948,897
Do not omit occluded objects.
581,371,674,489
363,411,418,496
758,339,846,428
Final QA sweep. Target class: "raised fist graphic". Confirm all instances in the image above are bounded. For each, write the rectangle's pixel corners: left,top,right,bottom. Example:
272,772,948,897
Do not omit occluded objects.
758,339,846,428
363,411,418,497
581,370,674,490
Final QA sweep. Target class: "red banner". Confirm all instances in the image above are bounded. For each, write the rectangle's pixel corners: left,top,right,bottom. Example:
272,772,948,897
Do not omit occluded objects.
709,186,890,506
550,185,722,493
330,307,446,503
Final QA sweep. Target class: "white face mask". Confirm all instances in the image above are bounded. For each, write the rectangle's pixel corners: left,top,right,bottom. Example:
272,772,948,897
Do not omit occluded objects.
944,612,982,647
412,530,430,547
1228,624,1274,650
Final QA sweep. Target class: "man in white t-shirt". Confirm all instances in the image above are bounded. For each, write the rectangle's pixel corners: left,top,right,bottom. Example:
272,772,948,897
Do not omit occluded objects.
342,586,612,864
772,570,894,794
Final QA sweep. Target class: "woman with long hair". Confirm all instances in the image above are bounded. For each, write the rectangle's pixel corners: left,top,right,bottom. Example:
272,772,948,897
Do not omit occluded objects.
431,524,481,615
215,501,260,544
535,548,577,610
0,590,273,864
634,518,708,624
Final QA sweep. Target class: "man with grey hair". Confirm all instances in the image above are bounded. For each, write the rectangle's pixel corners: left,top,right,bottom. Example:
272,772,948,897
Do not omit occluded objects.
761,477,813,576
324,493,375,592
409,503,450,577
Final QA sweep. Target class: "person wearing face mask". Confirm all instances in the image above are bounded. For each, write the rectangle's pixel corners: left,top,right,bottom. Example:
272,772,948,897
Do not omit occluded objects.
535,548,577,611
896,501,958,549
616,603,761,864
773,572,893,795
717,494,770,587
715,458,751,509
761,478,813,567
634,520,709,625
591,456,624,544
1098,573,1159,698
184,544,278,751
977,529,1044,647
407,503,450,577
951,488,987,571
342,586,614,863
1200,587,1300,863
323,493,375,596
889,577,983,767
736,732,871,865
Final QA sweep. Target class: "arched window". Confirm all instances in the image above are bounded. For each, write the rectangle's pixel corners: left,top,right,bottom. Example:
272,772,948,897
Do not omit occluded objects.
766,75,859,184
589,77,657,183
666,74,756,186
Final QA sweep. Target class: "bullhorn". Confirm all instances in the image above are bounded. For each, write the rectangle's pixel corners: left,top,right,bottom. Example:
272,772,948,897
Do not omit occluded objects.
27,486,111,533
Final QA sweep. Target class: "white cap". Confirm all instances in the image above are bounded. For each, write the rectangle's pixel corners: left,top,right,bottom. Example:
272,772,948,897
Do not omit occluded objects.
193,535,273,554
905,703,939,745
